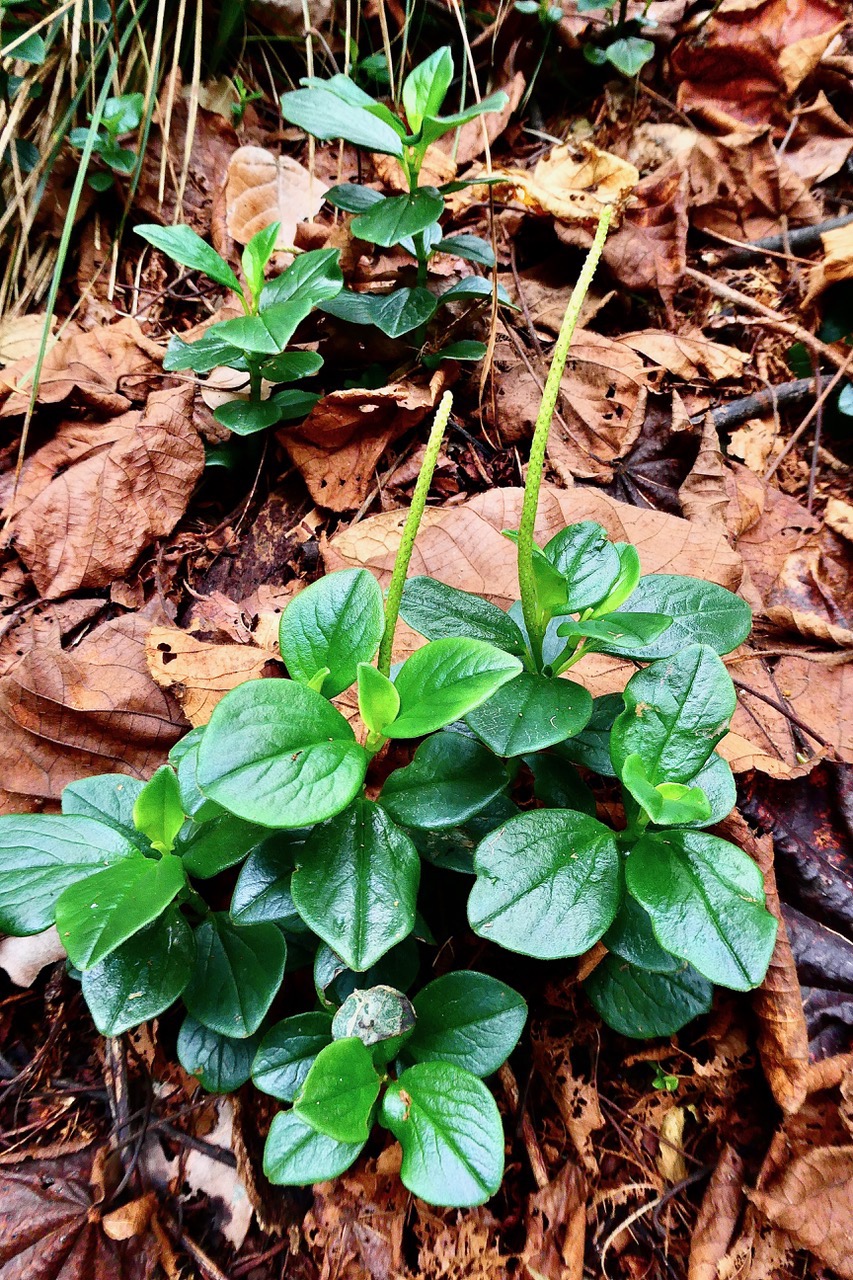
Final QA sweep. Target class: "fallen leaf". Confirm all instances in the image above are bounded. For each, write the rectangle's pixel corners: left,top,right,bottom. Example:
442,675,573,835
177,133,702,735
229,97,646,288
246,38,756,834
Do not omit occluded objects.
0,607,185,808
826,497,853,544
782,92,853,185
146,624,283,726
657,1106,688,1184
805,220,853,302
520,1160,586,1280
679,415,729,529
280,370,449,511
720,812,810,1113
728,417,778,472
688,1145,745,1280
619,330,748,381
672,0,845,129
773,654,853,763
750,1145,853,1276
0,313,54,367
181,1101,254,1250
0,927,66,987
765,528,853,647
598,168,688,314
225,145,327,248
604,393,700,514
492,141,638,227
303,1155,410,1279
493,330,648,482
0,318,161,417
532,1024,603,1171
499,261,614,337
6,384,203,598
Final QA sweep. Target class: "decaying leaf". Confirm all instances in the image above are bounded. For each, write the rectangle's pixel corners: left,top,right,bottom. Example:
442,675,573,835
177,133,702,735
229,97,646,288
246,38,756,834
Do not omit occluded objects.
280,371,449,511
804,220,853,303
5,385,203,598
520,1160,586,1280
728,418,778,473
0,313,54,368
599,168,688,312
688,1144,745,1280
493,331,648,482
491,142,638,227
0,927,66,988
619,330,748,381
750,1145,853,1277
146,624,283,726
719,812,810,1114
0,607,184,808
225,145,327,248
782,92,853,185
303,1154,410,1279
772,654,853,764
0,318,162,418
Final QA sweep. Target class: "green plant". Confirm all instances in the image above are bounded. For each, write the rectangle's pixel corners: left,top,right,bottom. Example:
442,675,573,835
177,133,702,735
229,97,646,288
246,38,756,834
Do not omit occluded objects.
280,45,515,360
69,92,144,190
0,210,776,1208
135,222,344,439
230,74,263,125
579,0,656,77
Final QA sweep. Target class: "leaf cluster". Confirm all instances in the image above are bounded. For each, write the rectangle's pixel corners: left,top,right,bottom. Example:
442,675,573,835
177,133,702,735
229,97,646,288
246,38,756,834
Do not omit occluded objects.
576,0,656,77
69,92,143,189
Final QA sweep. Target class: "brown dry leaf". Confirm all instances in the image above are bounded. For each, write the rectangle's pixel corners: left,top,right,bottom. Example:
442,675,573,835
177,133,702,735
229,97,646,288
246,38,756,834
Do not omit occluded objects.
619,330,748,381
749,1146,853,1276
493,331,648,482
0,607,184,808
720,812,810,1113
492,141,638,227
532,1026,603,1172
500,261,614,337
446,70,526,168
0,313,54,367
658,1106,688,1183
728,418,778,473
720,646,807,777
783,92,853,185
672,0,846,129
303,1156,410,1279
225,145,327,248
280,370,449,511
0,318,161,417
520,1160,586,1280
135,70,237,234
6,385,202,598
805,220,853,302
688,1145,745,1280
764,528,853,647
146,625,282,726
599,168,688,313
772,654,853,763
679,415,729,529
683,130,820,242
825,497,853,543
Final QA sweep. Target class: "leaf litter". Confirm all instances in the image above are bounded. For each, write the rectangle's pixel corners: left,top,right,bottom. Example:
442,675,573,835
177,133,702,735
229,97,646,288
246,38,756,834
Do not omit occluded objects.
2,3,853,1277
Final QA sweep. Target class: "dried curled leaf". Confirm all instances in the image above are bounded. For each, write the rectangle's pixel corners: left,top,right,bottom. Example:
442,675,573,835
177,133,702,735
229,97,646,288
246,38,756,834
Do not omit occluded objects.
146,625,282,726
689,1144,745,1280
225,145,327,248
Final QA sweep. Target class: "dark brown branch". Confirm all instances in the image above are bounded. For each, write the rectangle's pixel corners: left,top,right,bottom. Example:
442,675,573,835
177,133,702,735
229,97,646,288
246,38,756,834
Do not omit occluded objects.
701,213,853,267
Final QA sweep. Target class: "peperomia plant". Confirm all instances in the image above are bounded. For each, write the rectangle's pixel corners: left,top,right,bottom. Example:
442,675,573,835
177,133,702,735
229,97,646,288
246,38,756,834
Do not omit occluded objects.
280,46,515,360
135,221,343,442
0,209,777,1207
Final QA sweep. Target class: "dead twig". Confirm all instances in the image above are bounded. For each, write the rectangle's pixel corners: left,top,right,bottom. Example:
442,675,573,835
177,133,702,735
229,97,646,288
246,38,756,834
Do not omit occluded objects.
763,346,853,482
695,378,815,432
701,212,853,268
730,677,833,749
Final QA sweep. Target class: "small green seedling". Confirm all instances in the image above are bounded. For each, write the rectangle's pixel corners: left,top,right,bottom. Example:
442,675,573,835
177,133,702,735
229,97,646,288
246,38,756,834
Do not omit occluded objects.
0,210,775,1208
280,45,516,361
652,1065,680,1092
135,221,343,440
231,75,263,125
69,92,144,189
579,0,656,78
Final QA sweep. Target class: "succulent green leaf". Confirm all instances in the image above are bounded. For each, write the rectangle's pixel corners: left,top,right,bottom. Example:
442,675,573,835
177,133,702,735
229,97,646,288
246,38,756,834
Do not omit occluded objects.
436,235,495,267
402,46,453,132
352,189,445,247
621,754,711,826
294,1037,381,1143
132,765,184,853
386,638,523,739
253,1012,334,1101
263,1109,365,1185
176,812,268,878
584,954,712,1038
260,247,343,309
380,731,509,829
603,893,680,974
81,907,195,1035
177,1016,258,1092
400,577,527,654
230,836,307,928
599,575,753,659
214,398,283,435
61,775,147,850
543,522,621,612
465,672,593,757
182,914,287,1037
242,221,280,301
279,569,385,699
135,224,243,296
408,972,526,1076
357,663,401,736
280,87,404,155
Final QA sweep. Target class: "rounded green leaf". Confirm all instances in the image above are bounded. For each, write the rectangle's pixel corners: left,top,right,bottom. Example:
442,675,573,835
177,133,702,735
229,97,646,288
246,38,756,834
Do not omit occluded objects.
55,853,186,970
253,1012,334,1101
543,522,621,612
0,815,137,936
182,914,287,1037
279,569,384,699
81,908,195,1035
260,247,344,309
621,754,711,827
626,831,778,991
610,644,736,784
357,663,400,736
294,1037,381,1143
524,752,597,816
387,638,522,739
408,972,527,1076
368,286,437,338
465,672,592,757
400,578,527,654
177,1015,257,1092
584,954,712,1038
197,678,368,828
402,46,453,131
593,542,641,615
61,775,145,846
682,753,736,828
314,938,421,1009
214,398,283,435
230,837,307,928
380,732,509,829
263,1109,365,1186
380,1062,504,1207
602,576,752,659
603,894,679,974
132,765,184,853
291,799,419,972
556,692,622,777
352,190,445,248
468,810,620,959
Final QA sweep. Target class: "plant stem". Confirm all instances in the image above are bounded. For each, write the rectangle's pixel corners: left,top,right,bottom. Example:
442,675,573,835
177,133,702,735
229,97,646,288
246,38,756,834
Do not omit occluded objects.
377,390,454,676
516,207,611,670
248,360,262,403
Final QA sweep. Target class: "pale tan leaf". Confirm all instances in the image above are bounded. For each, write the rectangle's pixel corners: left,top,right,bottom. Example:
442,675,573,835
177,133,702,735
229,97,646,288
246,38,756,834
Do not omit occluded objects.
225,145,327,248
825,497,853,543
520,1160,586,1280
772,654,853,764
620,330,748,381
0,313,54,368
679,415,729,529
749,1146,853,1277
689,1145,745,1280
146,625,282,726
727,418,778,473
491,141,638,226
